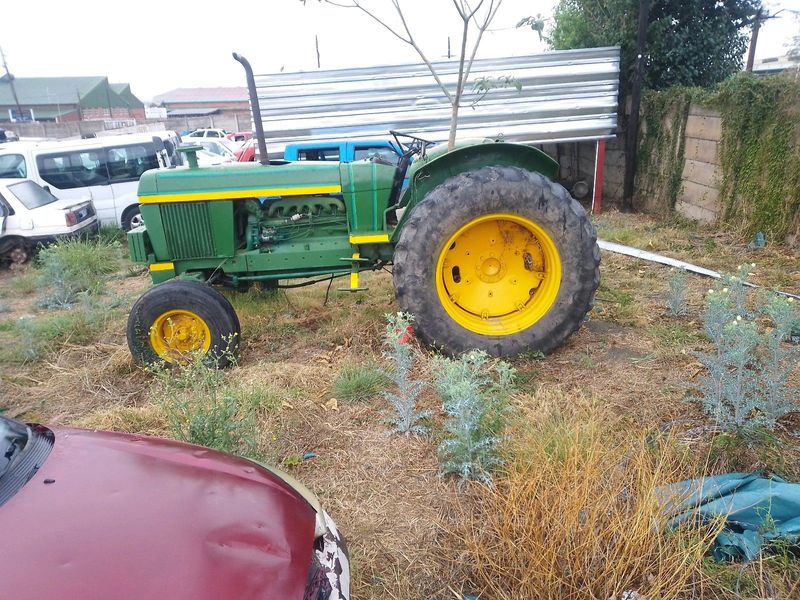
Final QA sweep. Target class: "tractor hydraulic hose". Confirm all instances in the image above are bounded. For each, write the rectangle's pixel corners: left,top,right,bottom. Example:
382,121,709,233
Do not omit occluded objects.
232,52,269,165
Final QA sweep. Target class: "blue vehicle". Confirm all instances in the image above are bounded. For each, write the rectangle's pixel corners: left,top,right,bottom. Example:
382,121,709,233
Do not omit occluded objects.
283,140,402,164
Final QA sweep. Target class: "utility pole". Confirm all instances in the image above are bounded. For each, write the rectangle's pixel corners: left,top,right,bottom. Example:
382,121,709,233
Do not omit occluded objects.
746,6,763,71
0,46,24,121
746,7,784,72
315,35,321,68
622,0,650,212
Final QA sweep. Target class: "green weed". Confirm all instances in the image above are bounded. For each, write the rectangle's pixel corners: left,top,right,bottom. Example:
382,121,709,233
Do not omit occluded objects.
150,352,264,459
97,225,127,245
666,268,689,316
37,239,120,308
649,322,704,350
331,360,389,402
5,269,37,295
0,301,111,363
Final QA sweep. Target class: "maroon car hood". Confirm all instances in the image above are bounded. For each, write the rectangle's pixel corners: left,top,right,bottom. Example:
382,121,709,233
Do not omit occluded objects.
0,427,316,600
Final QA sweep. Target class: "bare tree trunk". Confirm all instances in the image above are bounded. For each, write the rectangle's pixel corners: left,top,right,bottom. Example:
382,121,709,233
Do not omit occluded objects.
449,15,471,150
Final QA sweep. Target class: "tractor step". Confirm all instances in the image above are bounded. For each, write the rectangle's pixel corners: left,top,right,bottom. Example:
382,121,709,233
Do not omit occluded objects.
339,252,368,291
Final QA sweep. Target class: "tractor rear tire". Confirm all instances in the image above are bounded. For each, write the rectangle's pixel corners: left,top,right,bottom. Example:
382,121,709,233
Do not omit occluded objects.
392,166,599,357
127,280,240,367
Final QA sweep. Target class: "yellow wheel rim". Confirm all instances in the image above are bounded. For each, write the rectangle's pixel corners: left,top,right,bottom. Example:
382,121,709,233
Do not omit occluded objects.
435,213,562,336
149,309,212,361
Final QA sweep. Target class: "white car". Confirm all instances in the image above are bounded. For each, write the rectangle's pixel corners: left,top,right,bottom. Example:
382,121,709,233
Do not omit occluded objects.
185,128,229,139
0,132,182,231
193,148,231,167
0,178,98,264
182,139,237,162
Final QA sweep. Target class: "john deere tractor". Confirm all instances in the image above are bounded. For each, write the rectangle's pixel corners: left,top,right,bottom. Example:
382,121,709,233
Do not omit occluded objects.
125,55,600,367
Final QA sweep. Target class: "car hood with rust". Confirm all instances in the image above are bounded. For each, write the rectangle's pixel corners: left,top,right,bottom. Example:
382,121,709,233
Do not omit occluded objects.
0,426,316,600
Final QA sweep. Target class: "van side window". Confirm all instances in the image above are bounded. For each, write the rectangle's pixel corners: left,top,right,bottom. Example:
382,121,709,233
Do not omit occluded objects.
37,150,109,190
0,154,27,178
297,148,340,161
107,143,159,182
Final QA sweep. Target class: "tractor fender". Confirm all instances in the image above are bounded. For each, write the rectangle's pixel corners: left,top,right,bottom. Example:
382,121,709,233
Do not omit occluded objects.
392,141,559,241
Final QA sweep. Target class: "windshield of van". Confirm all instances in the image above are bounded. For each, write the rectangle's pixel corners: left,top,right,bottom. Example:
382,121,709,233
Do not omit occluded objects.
9,180,59,209
0,154,27,178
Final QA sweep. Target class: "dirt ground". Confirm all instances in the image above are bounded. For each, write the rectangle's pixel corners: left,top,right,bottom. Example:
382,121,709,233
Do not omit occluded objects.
1,211,798,598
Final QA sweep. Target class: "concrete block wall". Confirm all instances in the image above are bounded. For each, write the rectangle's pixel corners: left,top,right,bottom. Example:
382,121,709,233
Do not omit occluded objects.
675,105,724,223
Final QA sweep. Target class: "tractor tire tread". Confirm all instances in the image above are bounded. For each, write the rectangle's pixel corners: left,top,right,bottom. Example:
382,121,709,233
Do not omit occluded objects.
127,279,240,367
393,165,599,356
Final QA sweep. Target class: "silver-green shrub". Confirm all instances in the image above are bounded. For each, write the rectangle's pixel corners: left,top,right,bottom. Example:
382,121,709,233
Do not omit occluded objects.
433,350,514,486
382,312,430,434
665,268,688,316
695,266,799,431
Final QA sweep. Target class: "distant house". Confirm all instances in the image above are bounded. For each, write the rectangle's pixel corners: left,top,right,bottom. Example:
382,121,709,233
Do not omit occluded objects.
0,76,145,122
151,87,249,117
752,55,800,76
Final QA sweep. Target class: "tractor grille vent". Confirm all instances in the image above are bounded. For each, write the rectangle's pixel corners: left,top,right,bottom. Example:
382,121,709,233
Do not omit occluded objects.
161,203,215,259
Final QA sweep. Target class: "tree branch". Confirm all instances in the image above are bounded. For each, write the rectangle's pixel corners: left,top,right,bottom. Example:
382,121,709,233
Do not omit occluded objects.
327,0,454,104
462,0,502,90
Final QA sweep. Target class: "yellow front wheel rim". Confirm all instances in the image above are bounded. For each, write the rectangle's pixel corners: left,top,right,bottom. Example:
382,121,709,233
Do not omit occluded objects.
435,213,562,336
149,309,212,361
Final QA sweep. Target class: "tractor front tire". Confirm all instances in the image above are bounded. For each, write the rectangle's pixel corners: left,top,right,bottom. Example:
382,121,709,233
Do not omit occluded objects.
393,166,599,357
127,280,240,367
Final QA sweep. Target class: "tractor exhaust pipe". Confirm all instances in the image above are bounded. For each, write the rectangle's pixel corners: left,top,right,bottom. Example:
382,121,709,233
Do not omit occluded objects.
232,52,269,165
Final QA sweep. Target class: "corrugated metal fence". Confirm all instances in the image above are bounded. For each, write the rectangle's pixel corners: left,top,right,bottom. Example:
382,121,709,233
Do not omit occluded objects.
253,46,620,155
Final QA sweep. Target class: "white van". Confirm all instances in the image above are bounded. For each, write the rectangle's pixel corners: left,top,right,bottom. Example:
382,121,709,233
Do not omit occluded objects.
0,178,98,264
0,132,182,231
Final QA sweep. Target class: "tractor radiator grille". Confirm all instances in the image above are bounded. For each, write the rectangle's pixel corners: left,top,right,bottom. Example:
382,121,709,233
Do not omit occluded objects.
161,203,215,259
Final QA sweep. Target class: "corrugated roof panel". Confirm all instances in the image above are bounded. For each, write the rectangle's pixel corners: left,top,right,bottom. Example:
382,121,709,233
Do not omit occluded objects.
0,76,111,106
251,47,620,151
153,87,248,105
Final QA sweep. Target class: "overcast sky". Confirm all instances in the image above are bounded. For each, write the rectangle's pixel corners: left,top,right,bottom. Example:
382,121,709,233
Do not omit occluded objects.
2,0,797,101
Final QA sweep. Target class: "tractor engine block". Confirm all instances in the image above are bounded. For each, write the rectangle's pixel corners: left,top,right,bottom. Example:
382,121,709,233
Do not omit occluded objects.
242,195,349,250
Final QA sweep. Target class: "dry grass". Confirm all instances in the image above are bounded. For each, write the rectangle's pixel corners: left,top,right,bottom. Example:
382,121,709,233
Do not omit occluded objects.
441,388,722,600
0,212,798,598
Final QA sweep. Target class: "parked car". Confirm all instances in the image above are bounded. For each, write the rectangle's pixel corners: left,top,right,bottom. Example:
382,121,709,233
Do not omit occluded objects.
236,137,257,162
227,131,253,143
194,148,233,166
284,140,401,164
0,413,350,599
185,128,229,139
0,129,19,143
0,178,97,264
0,132,182,231
238,139,403,164
184,138,238,162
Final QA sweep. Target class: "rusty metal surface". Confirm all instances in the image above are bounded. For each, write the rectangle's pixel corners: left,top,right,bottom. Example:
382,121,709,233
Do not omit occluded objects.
251,47,620,156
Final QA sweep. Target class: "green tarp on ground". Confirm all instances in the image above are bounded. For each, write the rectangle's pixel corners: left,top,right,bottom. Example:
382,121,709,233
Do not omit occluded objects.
663,472,800,561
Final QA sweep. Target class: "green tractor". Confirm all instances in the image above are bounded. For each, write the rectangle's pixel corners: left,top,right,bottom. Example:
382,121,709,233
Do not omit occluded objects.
125,54,600,367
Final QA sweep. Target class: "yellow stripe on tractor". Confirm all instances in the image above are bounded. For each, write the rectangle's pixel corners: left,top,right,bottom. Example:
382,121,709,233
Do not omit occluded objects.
139,185,342,204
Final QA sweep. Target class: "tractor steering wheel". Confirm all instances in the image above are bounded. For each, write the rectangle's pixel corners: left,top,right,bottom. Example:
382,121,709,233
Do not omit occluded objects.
389,130,436,160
